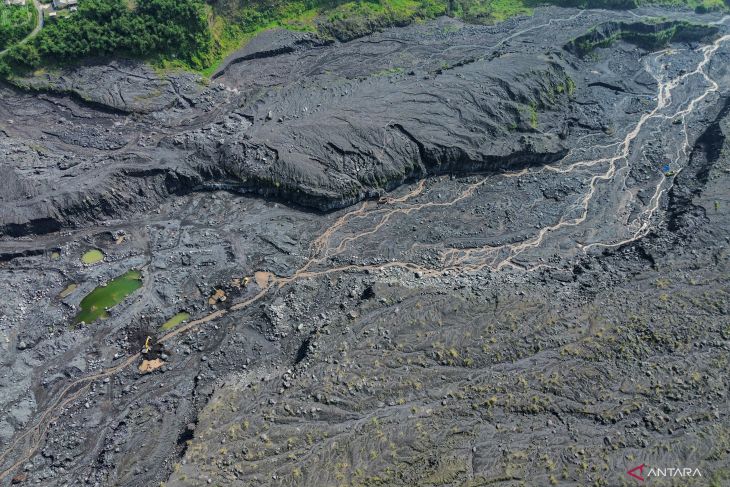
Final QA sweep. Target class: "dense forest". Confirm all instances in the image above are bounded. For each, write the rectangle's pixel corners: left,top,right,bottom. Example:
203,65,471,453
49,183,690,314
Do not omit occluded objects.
0,0,727,76
0,3,35,51
2,0,212,72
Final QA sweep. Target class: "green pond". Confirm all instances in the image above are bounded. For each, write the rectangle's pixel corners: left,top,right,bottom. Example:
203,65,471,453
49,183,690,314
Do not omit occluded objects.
74,270,143,325
81,249,104,265
161,312,191,331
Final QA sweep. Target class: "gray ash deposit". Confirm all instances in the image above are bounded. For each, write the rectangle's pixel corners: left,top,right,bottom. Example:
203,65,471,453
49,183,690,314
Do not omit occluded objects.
1,6,730,487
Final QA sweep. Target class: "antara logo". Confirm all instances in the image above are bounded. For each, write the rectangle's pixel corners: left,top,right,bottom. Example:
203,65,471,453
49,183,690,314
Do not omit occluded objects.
627,464,702,482
627,464,645,481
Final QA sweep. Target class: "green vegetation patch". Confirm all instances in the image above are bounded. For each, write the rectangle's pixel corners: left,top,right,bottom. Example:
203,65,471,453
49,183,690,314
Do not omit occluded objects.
81,248,104,265
3,0,212,73
323,0,446,39
453,0,532,23
527,0,638,8
161,311,190,331
0,3,35,51
645,0,726,13
527,0,726,11
74,270,143,324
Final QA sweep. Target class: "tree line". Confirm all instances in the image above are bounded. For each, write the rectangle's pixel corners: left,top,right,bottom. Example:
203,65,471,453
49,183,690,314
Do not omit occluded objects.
1,0,213,74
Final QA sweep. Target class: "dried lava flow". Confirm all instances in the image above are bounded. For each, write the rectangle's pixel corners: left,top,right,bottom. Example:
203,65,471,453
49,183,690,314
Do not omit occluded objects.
293,35,730,275
581,35,730,252
1,34,729,482
430,34,730,271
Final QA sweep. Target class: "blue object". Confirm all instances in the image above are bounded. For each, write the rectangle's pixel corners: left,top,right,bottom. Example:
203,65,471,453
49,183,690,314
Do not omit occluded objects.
662,164,671,173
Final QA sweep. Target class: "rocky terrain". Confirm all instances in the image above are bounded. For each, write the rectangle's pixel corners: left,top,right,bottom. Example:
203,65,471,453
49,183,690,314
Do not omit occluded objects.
1,5,729,487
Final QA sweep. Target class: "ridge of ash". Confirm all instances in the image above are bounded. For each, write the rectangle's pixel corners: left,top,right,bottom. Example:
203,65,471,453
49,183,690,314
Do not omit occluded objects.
0,19,582,238
565,20,719,57
667,95,730,233
1,13,719,239
212,29,332,80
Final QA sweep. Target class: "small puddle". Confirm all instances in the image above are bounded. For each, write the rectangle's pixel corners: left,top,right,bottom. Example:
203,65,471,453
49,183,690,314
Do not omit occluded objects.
160,311,190,331
59,283,77,298
74,270,143,325
81,249,104,265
